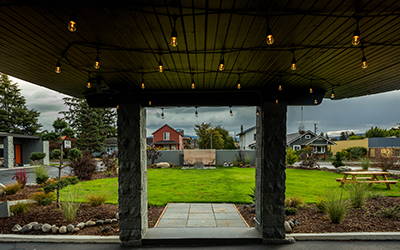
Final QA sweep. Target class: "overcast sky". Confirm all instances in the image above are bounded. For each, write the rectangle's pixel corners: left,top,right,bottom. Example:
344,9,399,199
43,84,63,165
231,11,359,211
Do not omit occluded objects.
12,76,400,137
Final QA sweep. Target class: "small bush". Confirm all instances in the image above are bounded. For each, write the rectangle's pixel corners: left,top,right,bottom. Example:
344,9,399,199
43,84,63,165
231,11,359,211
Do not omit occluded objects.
285,207,297,215
34,166,49,184
315,199,327,213
30,191,55,206
61,190,80,222
86,194,106,206
68,148,82,161
30,152,46,162
331,152,345,168
10,203,30,215
285,197,303,208
343,147,367,160
42,176,79,193
378,205,400,219
347,183,369,208
4,183,22,195
51,149,61,160
12,169,27,188
324,192,348,224
286,148,299,166
361,158,370,171
70,152,97,180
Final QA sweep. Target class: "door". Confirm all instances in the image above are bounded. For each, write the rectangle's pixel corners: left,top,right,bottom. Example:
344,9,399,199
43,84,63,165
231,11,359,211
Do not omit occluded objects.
14,144,22,165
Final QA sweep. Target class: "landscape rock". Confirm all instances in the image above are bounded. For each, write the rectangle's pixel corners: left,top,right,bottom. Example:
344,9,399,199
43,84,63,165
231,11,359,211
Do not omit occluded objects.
104,219,112,224
66,224,75,232
12,224,22,232
335,166,351,173
59,226,67,234
284,221,292,233
73,227,80,233
96,219,104,225
42,223,52,233
51,226,59,234
288,220,295,228
85,220,96,227
115,212,119,220
33,223,42,231
0,183,5,196
20,224,32,233
111,218,118,223
156,162,170,168
28,222,38,227
77,222,85,229
101,226,112,233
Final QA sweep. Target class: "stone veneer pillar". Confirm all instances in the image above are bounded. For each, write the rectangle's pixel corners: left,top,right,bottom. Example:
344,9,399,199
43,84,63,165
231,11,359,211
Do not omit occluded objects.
255,102,287,241
3,136,14,168
117,104,147,246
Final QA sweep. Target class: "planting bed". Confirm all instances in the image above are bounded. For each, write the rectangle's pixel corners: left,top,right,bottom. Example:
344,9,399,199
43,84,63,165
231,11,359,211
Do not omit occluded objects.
237,196,400,232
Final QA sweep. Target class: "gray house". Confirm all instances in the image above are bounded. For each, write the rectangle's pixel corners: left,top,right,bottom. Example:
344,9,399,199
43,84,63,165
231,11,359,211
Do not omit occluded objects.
0,132,49,168
287,130,334,156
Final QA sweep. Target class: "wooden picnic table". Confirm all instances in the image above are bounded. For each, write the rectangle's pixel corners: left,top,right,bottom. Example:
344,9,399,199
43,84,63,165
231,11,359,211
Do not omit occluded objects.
336,171,398,190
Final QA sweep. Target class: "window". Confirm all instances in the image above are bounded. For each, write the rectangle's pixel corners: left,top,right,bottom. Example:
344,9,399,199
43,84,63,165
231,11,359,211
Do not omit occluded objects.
293,145,301,151
253,133,256,141
305,134,311,139
163,132,170,140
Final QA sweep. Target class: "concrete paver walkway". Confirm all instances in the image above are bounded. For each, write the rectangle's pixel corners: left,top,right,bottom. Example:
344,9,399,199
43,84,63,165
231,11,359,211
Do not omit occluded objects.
156,203,247,228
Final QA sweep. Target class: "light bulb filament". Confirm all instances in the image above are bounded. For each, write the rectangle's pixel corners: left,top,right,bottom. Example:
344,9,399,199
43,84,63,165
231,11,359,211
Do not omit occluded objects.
68,20,77,32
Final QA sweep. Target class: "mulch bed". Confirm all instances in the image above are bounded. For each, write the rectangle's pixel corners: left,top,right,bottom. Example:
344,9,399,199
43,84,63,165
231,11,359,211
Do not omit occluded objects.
237,197,400,232
0,203,165,235
0,185,40,202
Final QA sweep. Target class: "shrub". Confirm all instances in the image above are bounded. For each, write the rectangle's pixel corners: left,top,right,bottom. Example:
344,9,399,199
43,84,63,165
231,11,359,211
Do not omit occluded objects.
286,148,299,166
10,203,30,215
51,149,61,160
285,207,297,215
30,191,55,206
42,176,79,193
4,183,22,195
324,192,348,224
299,146,319,168
30,152,46,163
68,148,82,161
285,197,303,208
343,147,367,160
34,166,49,184
12,169,27,188
361,158,370,171
70,152,97,180
331,152,345,168
378,205,400,219
61,190,80,222
86,194,106,206
315,199,326,213
347,183,369,208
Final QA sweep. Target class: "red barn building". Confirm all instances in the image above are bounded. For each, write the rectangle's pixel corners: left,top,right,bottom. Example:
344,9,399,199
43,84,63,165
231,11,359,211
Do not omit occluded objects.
152,124,183,150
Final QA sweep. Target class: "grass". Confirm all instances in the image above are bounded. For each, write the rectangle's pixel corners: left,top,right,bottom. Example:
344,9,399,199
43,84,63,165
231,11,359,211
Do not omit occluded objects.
60,168,400,206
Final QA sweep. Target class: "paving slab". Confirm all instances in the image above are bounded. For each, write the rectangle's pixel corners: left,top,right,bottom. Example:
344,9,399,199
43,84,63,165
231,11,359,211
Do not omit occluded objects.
157,203,247,228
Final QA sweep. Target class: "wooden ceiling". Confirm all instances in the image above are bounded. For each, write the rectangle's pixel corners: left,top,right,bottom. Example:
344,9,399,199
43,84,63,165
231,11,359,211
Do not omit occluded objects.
0,0,400,101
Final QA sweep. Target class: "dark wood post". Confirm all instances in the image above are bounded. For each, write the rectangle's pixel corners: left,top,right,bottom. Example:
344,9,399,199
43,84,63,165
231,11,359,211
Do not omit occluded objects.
118,104,148,246
255,102,287,241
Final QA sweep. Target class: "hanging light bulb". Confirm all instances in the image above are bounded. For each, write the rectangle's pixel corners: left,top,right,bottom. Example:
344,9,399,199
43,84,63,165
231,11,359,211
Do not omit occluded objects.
361,55,368,69
158,59,163,72
161,108,165,119
309,87,313,94
265,25,274,45
148,100,152,106
86,79,92,89
218,55,225,71
314,99,318,105
191,80,195,89
256,109,260,116
275,98,279,104
237,82,241,90
229,106,233,117
278,84,283,91
94,53,101,70
352,21,361,46
195,106,198,118
290,52,297,71
68,18,77,32
169,18,178,47
330,89,336,99
55,61,61,73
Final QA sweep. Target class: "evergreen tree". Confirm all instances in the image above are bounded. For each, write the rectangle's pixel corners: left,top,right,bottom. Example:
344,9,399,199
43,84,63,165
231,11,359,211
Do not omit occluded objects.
194,123,234,149
60,97,116,153
0,74,41,135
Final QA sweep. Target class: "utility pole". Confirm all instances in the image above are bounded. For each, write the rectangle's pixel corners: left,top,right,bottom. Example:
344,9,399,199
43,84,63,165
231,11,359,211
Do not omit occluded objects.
314,123,318,134
210,133,213,149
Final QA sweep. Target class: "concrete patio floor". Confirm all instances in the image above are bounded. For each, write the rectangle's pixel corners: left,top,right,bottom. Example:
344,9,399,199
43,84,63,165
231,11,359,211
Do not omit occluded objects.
156,203,247,228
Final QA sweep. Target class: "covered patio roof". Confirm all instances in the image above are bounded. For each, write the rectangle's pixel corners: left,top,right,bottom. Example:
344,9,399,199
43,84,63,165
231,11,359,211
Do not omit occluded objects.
0,1,399,106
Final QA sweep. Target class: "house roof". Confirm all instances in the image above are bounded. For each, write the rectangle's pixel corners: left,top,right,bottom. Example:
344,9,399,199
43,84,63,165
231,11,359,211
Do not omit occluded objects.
153,140,179,145
237,126,256,136
152,124,180,136
368,137,400,148
287,130,334,146
0,132,40,140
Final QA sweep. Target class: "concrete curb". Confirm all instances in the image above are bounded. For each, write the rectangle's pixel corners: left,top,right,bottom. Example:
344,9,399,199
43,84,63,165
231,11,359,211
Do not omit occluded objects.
0,234,120,243
289,232,400,241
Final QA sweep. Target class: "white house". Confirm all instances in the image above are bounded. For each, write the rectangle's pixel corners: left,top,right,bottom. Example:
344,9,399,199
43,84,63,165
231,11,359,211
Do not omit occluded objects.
238,126,256,150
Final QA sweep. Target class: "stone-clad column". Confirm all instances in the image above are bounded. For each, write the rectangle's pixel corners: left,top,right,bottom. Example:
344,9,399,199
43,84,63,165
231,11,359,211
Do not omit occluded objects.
255,102,287,241
3,136,14,168
118,104,147,246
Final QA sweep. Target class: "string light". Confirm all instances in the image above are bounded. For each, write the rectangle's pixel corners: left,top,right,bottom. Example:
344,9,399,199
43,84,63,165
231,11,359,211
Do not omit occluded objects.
86,79,92,89
161,108,164,119
265,24,274,45
309,87,313,94
361,55,368,69
275,98,279,104
68,17,77,32
290,51,297,71
148,100,152,106
352,20,361,46
191,75,195,89
94,50,101,70
218,55,225,71
314,99,318,105
55,61,61,73
158,59,163,72
278,84,283,91
195,106,198,118
256,109,260,116
236,74,241,89
229,106,233,116
169,18,178,47
141,75,145,89
330,89,335,99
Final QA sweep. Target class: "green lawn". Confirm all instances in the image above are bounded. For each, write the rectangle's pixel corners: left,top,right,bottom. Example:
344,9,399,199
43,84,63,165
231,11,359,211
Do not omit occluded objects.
61,168,400,206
